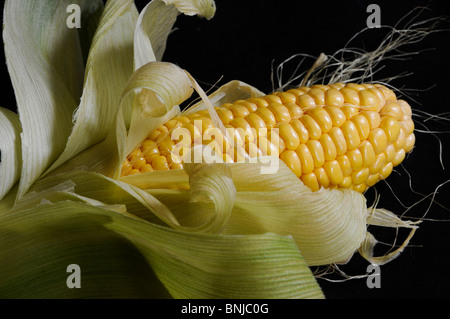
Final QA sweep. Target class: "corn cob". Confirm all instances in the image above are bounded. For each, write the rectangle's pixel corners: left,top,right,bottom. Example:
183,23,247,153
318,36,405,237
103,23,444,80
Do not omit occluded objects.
121,83,415,193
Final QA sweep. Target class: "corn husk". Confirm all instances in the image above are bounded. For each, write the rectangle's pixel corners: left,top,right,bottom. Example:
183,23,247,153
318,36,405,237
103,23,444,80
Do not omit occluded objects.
0,108,22,202
0,199,323,298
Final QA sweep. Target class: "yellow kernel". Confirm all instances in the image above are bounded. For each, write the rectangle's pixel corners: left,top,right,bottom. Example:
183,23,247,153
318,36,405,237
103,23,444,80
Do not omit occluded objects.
314,167,330,188
340,87,361,104
368,128,388,154
245,141,263,158
359,89,381,112
366,173,380,187
398,100,413,120
307,139,325,168
237,100,258,113
230,104,250,118
223,153,234,163
361,111,381,129
277,92,297,104
336,155,353,176
165,119,181,131
307,88,326,105
285,102,303,119
290,119,310,143
264,94,282,104
401,119,415,135
142,139,159,153
196,110,211,117
404,133,415,153
359,140,376,167
308,107,333,133
175,116,191,124
380,101,403,120
381,116,401,143
393,128,406,150
267,103,291,123
180,123,202,144
151,155,169,170
230,122,257,145
140,164,153,173
297,94,316,110
339,176,353,188
267,129,286,154
246,113,267,131
159,135,176,154
352,167,370,185
352,183,367,193
393,148,406,167
257,137,280,157
149,129,162,140
157,125,169,134
286,88,306,97
247,97,269,108
204,139,224,157
329,83,346,90
255,107,277,128
170,162,183,170
379,162,394,180
198,117,215,132
279,123,300,151
383,144,396,163
325,88,345,107
374,84,397,102
347,148,363,171
324,106,347,127
351,114,371,140
281,150,302,177
344,83,366,91
130,155,146,170
296,144,315,174
341,120,361,151
319,134,337,161
142,150,160,165
328,127,348,156
301,172,320,192
369,152,386,174
324,160,344,185
233,148,246,163
341,104,360,120
369,87,386,108
216,108,234,125
300,115,322,140
129,169,140,175
121,161,132,175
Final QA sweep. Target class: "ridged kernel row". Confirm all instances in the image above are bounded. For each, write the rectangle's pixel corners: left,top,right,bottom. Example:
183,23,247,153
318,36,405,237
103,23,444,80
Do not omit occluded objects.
121,83,415,193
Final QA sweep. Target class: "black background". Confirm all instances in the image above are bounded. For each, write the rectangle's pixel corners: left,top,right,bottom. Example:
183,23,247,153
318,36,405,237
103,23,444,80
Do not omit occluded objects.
1,0,450,299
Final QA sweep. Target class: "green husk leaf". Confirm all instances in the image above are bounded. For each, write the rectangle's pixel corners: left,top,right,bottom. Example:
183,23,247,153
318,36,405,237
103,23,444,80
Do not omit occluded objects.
3,0,88,200
121,62,194,161
0,107,22,201
0,200,324,299
27,170,180,229
127,159,368,266
46,0,139,175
